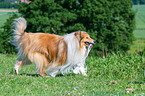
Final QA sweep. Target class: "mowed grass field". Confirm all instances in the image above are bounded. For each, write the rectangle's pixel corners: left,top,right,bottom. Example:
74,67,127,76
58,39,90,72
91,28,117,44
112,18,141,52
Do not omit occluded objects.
133,5,145,29
0,54,144,95
128,5,145,53
0,7,145,95
0,9,17,27
133,5,145,38
0,11,9,27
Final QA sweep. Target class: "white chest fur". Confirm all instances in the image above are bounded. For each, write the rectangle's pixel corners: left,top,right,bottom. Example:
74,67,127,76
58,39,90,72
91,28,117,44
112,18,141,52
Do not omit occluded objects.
47,33,91,77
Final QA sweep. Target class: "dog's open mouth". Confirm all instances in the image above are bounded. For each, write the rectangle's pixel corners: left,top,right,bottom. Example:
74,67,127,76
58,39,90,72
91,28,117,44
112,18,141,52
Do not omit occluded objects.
84,42,94,47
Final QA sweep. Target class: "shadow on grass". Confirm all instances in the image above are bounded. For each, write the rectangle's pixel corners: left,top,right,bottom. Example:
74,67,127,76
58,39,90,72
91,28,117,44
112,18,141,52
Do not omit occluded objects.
128,80,144,84
55,73,76,77
19,73,41,77
10,68,76,77
10,69,41,77
19,73,74,77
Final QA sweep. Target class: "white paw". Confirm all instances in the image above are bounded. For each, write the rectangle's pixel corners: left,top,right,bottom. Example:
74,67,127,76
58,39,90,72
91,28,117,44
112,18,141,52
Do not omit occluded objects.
15,67,19,75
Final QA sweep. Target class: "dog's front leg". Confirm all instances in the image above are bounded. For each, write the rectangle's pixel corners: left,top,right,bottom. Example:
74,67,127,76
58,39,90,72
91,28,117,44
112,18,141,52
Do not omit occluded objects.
73,63,87,76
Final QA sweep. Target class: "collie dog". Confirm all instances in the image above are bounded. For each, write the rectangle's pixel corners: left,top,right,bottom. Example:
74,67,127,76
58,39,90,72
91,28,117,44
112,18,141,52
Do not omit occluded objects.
12,17,95,77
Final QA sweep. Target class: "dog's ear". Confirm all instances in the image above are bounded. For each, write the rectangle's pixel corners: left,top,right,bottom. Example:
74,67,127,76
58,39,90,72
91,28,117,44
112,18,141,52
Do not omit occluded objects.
74,31,81,40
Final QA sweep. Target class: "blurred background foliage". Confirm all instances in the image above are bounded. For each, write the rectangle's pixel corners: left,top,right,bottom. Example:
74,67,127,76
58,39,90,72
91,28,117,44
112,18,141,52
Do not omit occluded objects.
0,0,136,57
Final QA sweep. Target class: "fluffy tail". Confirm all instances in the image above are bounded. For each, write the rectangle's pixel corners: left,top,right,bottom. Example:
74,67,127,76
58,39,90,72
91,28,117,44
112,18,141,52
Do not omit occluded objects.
11,17,27,47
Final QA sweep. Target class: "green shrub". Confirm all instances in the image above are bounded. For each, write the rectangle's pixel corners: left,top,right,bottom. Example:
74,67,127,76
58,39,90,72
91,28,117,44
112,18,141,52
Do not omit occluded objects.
0,0,136,56
0,12,20,54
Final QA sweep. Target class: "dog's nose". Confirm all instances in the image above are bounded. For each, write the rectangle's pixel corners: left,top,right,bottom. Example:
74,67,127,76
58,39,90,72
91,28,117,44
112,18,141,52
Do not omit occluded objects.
93,40,96,43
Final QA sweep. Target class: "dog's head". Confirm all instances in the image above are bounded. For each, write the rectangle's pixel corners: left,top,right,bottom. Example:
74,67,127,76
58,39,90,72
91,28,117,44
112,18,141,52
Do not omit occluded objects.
75,31,96,48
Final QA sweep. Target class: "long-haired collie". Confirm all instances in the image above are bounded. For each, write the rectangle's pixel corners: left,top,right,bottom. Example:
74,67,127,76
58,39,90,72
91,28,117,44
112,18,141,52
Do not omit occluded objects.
12,17,95,77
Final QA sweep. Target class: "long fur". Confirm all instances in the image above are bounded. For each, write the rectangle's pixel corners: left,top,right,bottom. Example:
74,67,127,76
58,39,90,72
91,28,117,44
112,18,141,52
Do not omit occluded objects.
12,17,95,77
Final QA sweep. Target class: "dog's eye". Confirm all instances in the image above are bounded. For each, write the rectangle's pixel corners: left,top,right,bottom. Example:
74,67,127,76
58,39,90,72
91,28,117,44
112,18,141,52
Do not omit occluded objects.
86,37,88,39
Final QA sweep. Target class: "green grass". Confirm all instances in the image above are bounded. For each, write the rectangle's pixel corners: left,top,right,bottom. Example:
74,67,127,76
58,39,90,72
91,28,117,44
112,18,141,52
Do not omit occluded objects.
128,38,145,54
133,5,145,39
0,8,17,11
0,54,144,95
133,30,145,39
133,5,145,29
0,11,9,27
128,5,145,54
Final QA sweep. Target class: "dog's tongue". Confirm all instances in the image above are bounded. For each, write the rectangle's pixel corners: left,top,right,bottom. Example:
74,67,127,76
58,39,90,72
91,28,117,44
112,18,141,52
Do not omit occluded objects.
90,44,93,47
89,44,93,48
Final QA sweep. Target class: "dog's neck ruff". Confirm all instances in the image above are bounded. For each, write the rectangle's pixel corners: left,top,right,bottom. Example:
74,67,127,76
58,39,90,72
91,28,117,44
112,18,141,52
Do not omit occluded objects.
60,33,89,75
47,32,91,77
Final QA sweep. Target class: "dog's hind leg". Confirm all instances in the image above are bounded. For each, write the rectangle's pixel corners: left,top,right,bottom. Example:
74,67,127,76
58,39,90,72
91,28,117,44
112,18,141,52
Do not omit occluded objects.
31,53,49,77
39,61,48,77
14,60,22,75
14,58,31,75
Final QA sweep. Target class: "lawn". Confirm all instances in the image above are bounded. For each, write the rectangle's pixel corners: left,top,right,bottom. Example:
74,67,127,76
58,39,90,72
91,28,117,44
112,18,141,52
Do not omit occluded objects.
132,5,145,39
0,54,144,95
128,5,145,53
133,5,145,29
0,11,9,27
128,38,145,54
0,9,17,27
